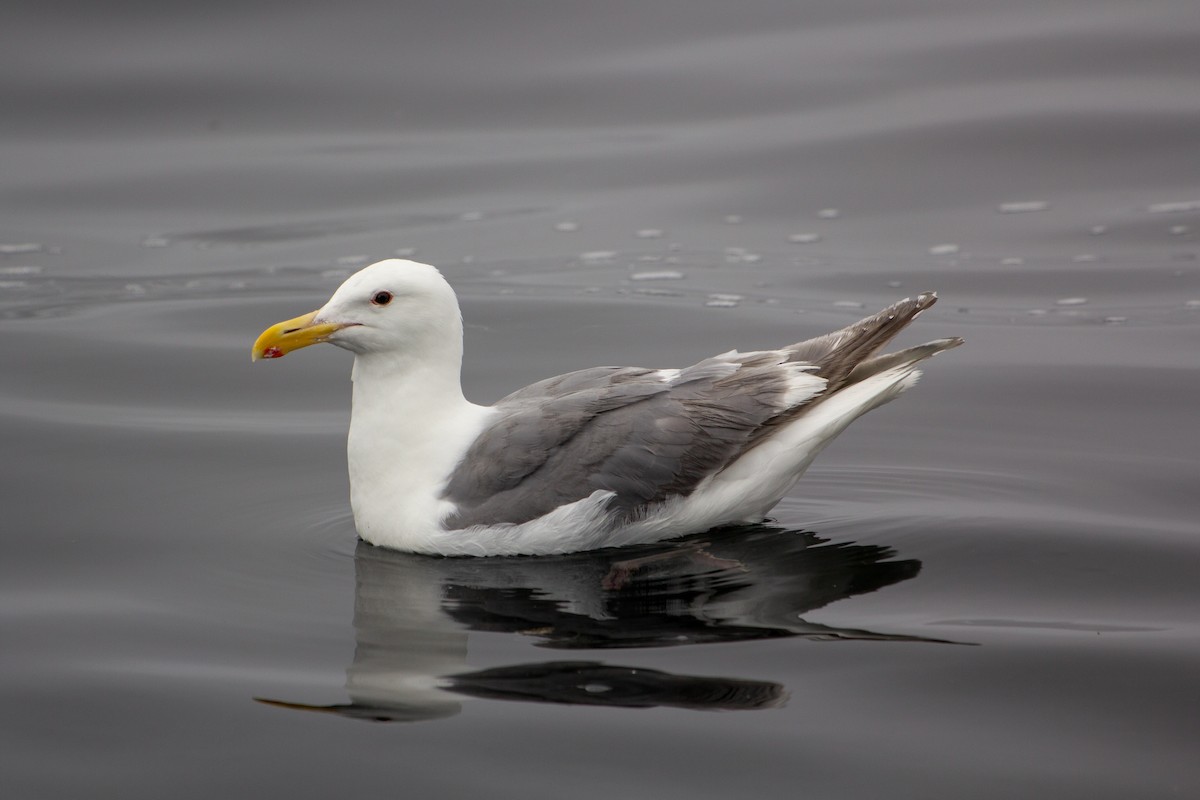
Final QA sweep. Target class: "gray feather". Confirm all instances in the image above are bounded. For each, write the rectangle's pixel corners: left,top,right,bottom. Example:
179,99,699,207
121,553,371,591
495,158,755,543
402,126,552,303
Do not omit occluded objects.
441,294,959,530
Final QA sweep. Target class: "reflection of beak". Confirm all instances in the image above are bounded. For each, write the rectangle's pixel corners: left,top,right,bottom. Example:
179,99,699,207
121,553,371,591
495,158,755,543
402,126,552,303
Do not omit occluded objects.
251,310,352,361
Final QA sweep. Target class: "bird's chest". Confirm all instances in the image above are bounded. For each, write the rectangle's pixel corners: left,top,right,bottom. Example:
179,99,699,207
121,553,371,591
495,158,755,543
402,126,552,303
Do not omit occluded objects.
345,408,490,550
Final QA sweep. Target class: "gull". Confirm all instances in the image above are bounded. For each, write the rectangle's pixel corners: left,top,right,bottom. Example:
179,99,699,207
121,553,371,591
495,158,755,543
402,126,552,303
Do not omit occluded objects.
253,259,960,556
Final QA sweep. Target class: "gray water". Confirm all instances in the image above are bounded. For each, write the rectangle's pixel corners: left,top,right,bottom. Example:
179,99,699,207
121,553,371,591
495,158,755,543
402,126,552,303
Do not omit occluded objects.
3,1,1199,798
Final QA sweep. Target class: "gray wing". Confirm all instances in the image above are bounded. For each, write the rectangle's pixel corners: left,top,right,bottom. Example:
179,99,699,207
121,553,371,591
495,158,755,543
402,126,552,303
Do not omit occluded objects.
441,359,800,528
442,293,961,530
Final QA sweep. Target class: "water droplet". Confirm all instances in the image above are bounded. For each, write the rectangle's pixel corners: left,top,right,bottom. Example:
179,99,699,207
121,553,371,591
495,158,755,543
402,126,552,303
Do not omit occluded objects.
393,247,419,258
1103,316,1127,324
124,283,148,296
1147,200,1200,214
817,208,841,219
630,270,685,281
1001,257,1026,265
336,254,369,266
834,300,864,309
554,221,579,232
787,233,821,244
998,201,1048,213
1185,299,1200,309
0,242,43,254
705,298,739,308
1169,225,1190,236
1089,225,1108,235
929,243,960,255
1055,297,1088,306
579,250,618,263
635,228,664,239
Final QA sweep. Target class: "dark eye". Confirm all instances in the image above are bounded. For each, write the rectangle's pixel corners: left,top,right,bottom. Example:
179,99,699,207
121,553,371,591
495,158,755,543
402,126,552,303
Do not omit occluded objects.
371,291,393,306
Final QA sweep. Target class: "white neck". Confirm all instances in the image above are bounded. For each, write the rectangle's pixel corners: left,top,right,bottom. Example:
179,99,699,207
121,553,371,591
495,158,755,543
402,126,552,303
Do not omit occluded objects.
345,341,492,550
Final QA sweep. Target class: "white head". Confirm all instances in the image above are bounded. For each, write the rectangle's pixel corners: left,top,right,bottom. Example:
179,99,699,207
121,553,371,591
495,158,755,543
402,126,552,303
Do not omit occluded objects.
252,260,464,362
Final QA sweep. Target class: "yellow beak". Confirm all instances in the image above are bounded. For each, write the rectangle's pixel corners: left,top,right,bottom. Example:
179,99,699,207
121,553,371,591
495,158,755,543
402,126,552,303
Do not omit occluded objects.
252,310,351,361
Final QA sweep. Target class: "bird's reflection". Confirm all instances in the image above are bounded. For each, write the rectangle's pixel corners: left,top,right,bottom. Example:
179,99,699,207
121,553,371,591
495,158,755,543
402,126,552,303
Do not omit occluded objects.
257,525,950,723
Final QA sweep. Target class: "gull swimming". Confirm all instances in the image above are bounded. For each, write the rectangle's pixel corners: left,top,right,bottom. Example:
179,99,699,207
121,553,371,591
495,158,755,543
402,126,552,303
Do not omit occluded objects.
253,259,961,556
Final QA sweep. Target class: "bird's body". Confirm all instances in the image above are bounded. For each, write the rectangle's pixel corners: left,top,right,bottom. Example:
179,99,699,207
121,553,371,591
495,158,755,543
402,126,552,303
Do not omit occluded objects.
254,259,961,556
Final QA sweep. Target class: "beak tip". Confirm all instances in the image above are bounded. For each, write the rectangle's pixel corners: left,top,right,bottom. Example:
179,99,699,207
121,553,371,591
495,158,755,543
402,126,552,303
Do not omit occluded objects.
252,346,284,362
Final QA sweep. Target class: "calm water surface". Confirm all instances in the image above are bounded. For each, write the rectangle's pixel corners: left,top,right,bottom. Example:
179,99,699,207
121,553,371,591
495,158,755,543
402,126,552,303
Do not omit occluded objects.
2,2,1198,798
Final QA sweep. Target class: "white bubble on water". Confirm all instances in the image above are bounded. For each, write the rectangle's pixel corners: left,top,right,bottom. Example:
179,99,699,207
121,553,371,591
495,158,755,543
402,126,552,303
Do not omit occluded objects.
630,270,685,281
998,201,1048,213
1147,200,1200,214
393,247,419,258
723,247,761,264
0,242,43,254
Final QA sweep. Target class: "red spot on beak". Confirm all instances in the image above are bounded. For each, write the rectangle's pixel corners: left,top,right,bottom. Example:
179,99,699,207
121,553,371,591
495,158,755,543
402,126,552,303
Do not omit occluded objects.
262,347,284,359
